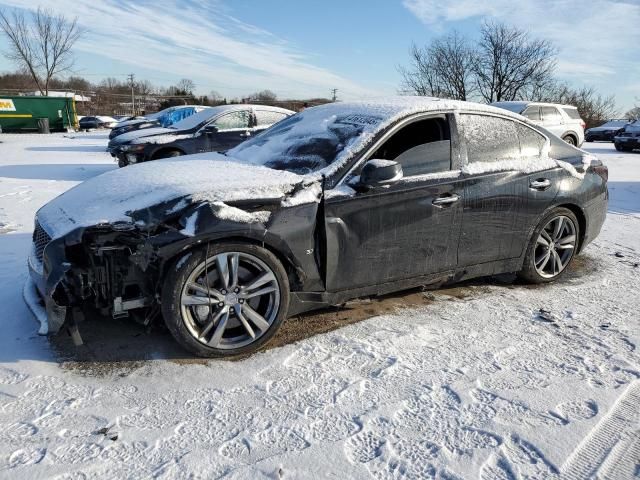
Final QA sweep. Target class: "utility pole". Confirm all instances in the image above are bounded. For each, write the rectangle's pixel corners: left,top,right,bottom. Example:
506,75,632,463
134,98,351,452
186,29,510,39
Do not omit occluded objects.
331,88,338,102
127,73,135,116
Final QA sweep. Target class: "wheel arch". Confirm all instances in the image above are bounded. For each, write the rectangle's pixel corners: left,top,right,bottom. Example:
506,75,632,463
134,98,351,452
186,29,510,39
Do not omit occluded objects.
158,235,305,295
151,146,186,160
554,202,587,252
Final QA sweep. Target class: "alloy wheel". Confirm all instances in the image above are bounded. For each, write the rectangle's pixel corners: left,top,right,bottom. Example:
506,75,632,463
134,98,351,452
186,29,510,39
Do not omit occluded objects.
534,215,577,278
180,252,280,349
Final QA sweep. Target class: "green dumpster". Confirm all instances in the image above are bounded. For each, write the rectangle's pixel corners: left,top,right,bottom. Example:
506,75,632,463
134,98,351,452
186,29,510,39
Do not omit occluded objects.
0,96,77,132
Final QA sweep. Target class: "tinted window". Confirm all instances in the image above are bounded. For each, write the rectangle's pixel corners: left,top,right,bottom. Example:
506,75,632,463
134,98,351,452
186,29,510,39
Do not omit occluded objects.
517,124,547,160
522,107,541,121
370,117,451,176
459,114,520,164
229,111,382,174
562,108,581,120
213,111,250,130
255,110,289,128
541,107,562,123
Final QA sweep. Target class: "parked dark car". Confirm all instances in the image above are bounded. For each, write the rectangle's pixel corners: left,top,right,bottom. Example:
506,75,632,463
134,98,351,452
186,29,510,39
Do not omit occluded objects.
108,104,294,167
585,119,630,142
614,121,640,152
26,98,608,357
78,116,118,131
108,106,211,140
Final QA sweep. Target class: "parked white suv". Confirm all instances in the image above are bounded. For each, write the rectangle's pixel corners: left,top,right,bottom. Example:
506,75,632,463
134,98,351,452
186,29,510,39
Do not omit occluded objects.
491,101,585,146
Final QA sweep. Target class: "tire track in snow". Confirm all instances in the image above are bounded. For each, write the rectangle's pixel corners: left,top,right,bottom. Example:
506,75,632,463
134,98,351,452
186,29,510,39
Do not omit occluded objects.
561,380,640,479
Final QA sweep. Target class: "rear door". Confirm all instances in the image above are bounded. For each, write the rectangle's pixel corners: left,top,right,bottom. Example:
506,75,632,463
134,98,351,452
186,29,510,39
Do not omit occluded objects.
457,113,557,266
324,114,464,291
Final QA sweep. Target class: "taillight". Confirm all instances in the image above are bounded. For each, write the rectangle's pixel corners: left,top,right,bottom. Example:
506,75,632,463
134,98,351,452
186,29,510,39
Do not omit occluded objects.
580,120,586,130
591,165,608,183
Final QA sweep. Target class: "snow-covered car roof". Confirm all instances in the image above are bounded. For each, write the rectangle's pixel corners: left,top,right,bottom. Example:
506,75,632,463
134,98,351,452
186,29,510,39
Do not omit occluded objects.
230,96,529,177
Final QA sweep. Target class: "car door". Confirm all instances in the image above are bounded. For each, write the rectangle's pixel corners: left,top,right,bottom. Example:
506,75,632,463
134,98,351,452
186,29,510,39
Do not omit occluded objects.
200,110,252,152
323,114,464,292
457,113,536,266
540,106,565,138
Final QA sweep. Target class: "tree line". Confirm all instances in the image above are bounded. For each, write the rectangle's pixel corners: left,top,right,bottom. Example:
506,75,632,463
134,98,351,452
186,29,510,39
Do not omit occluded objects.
398,21,635,127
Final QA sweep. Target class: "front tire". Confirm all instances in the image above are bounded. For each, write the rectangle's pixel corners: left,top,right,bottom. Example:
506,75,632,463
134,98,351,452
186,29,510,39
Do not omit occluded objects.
161,243,289,357
518,208,579,284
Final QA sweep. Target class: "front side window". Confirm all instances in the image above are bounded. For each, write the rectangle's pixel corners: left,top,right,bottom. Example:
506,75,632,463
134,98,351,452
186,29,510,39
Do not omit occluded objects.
369,117,451,176
255,110,289,128
541,107,562,123
213,111,250,130
459,114,520,164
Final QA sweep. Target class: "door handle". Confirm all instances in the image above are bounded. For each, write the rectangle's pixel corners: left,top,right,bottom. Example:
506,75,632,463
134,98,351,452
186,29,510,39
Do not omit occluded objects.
240,131,251,138
432,194,460,206
530,178,551,190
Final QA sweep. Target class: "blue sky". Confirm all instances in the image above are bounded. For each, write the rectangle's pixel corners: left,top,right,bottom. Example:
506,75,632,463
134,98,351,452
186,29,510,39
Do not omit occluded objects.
0,0,638,111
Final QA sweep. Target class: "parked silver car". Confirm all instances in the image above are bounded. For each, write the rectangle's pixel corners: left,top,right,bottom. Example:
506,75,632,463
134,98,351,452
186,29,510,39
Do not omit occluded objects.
491,101,585,146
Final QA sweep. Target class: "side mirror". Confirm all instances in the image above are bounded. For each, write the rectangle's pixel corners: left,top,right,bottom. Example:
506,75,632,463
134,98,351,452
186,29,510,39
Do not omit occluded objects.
359,159,403,188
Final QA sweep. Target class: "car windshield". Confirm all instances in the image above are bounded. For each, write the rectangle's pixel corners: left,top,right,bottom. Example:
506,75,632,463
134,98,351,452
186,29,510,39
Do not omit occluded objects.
228,108,384,175
600,120,628,128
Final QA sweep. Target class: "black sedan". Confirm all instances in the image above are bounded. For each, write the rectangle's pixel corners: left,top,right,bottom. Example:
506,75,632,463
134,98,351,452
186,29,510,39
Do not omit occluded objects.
26,98,608,357
585,119,630,142
78,116,118,131
108,105,294,167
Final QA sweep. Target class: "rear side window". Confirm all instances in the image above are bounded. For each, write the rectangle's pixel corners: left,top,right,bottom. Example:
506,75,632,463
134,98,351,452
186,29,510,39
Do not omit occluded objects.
562,107,581,120
541,107,562,123
459,114,520,164
255,110,289,128
369,116,451,176
212,111,250,130
517,124,547,160
522,107,541,121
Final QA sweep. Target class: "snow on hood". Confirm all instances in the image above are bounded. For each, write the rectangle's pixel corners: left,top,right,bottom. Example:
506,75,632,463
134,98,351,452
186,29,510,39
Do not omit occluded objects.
36,154,305,239
110,126,175,144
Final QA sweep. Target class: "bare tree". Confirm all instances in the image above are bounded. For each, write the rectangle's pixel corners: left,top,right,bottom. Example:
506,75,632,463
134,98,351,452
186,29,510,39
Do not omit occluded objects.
176,78,195,95
0,7,83,95
473,21,556,103
626,99,640,120
399,32,476,100
248,89,277,103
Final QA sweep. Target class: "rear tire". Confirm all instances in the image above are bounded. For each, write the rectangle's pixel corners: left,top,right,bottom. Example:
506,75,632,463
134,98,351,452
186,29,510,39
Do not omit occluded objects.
518,207,579,284
562,135,577,146
161,243,289,357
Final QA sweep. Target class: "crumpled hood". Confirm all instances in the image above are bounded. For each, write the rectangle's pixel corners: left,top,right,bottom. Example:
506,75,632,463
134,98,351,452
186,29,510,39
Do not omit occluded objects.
109,126,177,146
37,154,305,239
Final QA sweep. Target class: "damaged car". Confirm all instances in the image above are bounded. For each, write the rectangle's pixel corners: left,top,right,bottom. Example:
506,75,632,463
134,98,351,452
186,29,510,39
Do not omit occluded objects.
25,97,608,357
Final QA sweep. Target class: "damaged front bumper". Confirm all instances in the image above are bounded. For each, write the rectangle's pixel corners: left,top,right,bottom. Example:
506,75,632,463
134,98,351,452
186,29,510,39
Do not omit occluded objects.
25,235,72,335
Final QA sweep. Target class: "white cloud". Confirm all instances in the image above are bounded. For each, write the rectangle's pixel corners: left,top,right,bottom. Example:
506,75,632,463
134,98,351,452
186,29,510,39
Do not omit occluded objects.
403,0,640,109
0,0,379,99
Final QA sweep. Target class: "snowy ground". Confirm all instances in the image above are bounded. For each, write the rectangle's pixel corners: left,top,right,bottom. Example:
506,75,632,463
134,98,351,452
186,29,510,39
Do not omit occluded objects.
0,133,638,479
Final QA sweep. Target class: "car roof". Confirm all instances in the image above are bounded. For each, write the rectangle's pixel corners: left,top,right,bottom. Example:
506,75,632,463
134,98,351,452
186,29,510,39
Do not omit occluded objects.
306,96,528,123
492,100,578,110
